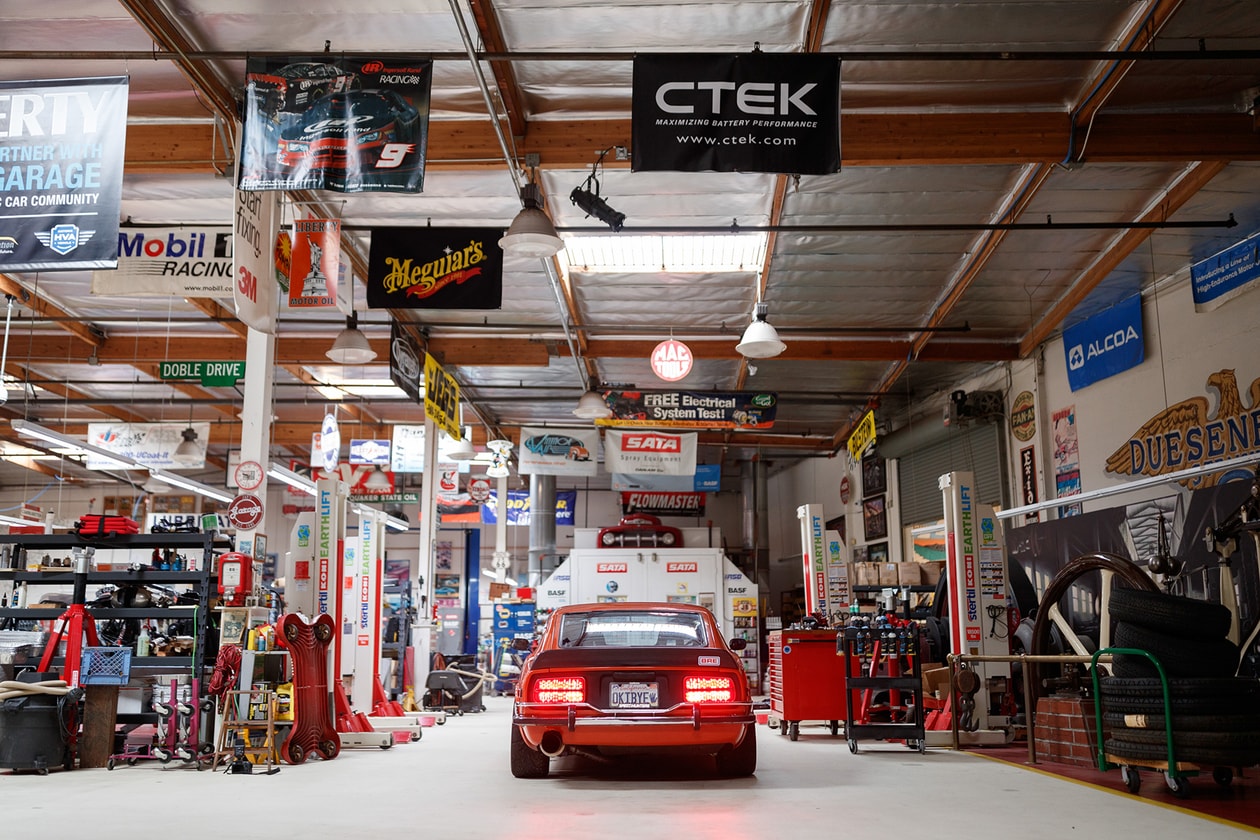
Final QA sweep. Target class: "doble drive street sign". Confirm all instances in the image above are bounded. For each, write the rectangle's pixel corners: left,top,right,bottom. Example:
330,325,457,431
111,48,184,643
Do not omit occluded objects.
159,361,246,387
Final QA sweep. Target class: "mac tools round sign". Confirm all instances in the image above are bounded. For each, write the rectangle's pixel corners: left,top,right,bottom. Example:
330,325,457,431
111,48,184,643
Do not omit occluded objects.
651,339,693,382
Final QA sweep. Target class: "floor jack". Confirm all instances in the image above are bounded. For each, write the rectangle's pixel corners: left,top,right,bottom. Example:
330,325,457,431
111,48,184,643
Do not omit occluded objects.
365,679,423,742
333,680,395,749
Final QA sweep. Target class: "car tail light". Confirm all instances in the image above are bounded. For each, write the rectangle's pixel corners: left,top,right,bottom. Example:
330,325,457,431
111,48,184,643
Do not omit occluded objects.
533,677,585,704
684,675,735,703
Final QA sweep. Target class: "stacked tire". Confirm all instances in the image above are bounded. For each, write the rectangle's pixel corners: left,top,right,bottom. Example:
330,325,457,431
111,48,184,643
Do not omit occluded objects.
1100,587,1260,771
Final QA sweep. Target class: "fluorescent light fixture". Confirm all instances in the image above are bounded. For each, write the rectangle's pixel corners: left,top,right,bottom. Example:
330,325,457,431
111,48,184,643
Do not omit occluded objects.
268,464,316,496
560,233,767,274
382,513,410,532
142,472,173,494
147,468,233,504
11,419,141,472
0,513,37,528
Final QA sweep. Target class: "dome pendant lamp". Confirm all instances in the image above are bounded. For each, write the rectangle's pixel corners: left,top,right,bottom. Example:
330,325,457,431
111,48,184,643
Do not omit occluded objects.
499,182,564,258
735,301,786,359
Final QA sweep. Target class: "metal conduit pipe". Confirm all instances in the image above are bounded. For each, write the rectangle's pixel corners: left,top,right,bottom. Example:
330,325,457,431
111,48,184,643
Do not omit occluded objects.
528,473,557,589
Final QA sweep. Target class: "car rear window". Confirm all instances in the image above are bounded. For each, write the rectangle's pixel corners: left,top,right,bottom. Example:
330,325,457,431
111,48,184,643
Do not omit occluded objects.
557,611,708,648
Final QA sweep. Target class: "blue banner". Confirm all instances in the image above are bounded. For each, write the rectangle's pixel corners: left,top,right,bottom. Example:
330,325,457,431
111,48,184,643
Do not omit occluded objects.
481,490,576,526
1063,294,1144,392
1191,231,1260,311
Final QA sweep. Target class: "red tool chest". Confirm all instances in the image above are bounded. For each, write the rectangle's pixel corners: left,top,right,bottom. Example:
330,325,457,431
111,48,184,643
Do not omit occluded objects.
767,628,847,741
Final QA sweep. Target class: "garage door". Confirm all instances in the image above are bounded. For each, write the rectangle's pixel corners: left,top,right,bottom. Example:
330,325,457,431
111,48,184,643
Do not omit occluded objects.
894,422,1007,526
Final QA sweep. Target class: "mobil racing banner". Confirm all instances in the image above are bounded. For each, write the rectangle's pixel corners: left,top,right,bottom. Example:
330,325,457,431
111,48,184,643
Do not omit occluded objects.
1191,230,1260,312
238,56,432,194
1062,293,1143,392
597,389,777,429
621,491,704,518
367,226,503,310
1,76,128,271
518,426,600,477
604,429,697,476
611,463,720,492
631,53,839,174
92,227,233,298
288,216,342,307
481,490,577,526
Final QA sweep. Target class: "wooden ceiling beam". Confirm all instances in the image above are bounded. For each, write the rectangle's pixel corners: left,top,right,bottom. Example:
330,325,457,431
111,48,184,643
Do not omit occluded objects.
585,338,1021,363
0,275,104,349
466,0,528,139
125,113,1260,174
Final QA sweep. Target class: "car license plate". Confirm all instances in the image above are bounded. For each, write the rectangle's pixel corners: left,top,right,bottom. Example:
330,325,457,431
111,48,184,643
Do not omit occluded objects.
610,681,658,708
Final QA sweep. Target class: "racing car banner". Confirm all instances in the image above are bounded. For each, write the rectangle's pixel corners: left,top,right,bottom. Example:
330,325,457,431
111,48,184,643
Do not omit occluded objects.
366,226,503,310
631,53,839,174
517,426,600,477
596,389,777,429
603,429,697,476
620,491,705,518
237,56,432,194
1,76,128,271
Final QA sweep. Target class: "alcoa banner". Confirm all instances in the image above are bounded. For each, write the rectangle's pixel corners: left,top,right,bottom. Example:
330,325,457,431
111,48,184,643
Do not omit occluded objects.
631,53,839,174
1062,293,1144,392
0,76,129,271
603,429,697,476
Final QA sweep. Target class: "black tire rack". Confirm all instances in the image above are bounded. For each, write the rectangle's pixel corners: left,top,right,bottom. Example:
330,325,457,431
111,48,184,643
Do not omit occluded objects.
0,532,230,724
841,619,926,753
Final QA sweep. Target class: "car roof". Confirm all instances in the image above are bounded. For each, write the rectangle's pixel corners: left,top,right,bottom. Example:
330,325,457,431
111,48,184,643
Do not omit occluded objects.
552,601,712,616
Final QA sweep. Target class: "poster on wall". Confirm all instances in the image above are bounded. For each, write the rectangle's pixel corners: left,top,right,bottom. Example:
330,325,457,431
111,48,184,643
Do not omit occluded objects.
237,56,432,193
1052,405,1082,516
0,76,129,271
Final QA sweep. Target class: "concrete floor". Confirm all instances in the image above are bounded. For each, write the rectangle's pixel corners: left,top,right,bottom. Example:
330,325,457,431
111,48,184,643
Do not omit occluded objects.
4,695,1255,839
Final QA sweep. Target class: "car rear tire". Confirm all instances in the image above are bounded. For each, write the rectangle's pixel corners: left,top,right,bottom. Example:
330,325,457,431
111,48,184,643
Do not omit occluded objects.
510,724,550,779
715,724,757,778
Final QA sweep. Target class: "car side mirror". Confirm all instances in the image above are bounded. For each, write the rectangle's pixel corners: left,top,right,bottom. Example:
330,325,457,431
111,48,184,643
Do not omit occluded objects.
727,637,747,651
512,637,532,651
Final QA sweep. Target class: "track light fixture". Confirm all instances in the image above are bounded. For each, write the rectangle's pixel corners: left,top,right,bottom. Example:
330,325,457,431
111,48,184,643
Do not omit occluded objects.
570,149,625,232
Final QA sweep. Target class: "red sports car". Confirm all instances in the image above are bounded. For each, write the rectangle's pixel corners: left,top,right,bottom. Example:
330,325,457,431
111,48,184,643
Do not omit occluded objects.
510,602,756,778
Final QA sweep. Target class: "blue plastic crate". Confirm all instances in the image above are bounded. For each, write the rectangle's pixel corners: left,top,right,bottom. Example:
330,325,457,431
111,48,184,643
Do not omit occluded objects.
80,647,132,686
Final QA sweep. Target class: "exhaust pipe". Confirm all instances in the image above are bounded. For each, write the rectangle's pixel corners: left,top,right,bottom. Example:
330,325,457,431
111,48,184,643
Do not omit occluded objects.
540,730,565,757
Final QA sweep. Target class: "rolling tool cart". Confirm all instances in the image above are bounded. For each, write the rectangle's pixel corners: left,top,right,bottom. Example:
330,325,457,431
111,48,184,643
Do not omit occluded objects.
842,616,925,753
767,627,847,741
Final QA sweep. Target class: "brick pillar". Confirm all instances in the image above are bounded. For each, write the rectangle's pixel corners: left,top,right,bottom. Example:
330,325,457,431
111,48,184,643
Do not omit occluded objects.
1034,694,1108,767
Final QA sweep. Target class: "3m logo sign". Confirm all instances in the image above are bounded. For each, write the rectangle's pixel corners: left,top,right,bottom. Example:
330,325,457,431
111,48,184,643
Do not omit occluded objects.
622,433,680,452
597,563,628,573
666,562,698,573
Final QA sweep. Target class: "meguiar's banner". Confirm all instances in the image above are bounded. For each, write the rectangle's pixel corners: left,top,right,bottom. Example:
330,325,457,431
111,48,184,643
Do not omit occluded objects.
597,389,777,429
631,53,839,174
0,76,128,271
367,226,503,310
238,56,432,193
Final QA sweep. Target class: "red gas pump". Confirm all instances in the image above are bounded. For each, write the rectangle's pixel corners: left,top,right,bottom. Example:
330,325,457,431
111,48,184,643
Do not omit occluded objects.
217,552,254,606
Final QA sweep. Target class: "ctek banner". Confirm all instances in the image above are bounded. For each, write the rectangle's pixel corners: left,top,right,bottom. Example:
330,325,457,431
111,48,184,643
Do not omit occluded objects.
238,56,432,194
367,226,503,310
0,76,129,271
1062,293,1144,392
631,53,839,174
597,389,777,429
93,227,233,298
604,429,697,476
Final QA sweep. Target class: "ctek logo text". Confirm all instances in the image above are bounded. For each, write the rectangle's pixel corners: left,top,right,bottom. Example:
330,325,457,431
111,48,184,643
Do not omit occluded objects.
655,82,818,116
666,562,698,573
597,563,628,573
1068,325,1140,371
621,433,680,452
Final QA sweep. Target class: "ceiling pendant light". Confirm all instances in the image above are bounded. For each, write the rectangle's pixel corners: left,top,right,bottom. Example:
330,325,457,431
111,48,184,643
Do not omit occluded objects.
573,388,612,420
446,434,477,462
736,301,786,359
327,312,377,364
172,406,201,463
142,471,172,494
363,465,392,491
499,182,564,258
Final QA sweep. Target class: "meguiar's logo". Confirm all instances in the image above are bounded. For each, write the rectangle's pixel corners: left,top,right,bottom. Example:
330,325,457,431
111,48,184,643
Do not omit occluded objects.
382,239,487,298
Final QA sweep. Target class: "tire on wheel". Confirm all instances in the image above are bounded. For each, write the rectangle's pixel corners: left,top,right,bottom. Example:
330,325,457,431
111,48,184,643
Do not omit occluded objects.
1111,623,1239,679
510,724,550,779
1108,587,1232,640
714,724,757,777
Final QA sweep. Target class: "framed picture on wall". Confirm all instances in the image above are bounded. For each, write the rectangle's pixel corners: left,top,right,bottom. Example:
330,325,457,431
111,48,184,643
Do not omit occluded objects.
861,451,887,498
863,494,888,542
867,542,889,564
852,544,869,564
825,515,846,545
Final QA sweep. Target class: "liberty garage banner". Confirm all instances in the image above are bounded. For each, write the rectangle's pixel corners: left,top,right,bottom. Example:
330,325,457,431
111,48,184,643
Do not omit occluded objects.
238,56,432,194
0,76,128,270
631,53,839,174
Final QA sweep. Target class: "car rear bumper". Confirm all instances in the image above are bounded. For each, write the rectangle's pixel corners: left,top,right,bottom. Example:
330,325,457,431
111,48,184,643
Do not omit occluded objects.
514,701,754,748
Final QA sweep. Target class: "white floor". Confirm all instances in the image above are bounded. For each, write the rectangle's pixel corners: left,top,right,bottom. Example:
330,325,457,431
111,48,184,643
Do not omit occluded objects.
4,695,1255,839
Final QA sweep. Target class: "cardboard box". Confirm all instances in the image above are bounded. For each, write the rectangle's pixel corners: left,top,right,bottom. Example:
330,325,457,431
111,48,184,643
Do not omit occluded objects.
878,562,899,586
896,562,923,586
920,560,945,585
855,562,880,587
922,665,951,699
